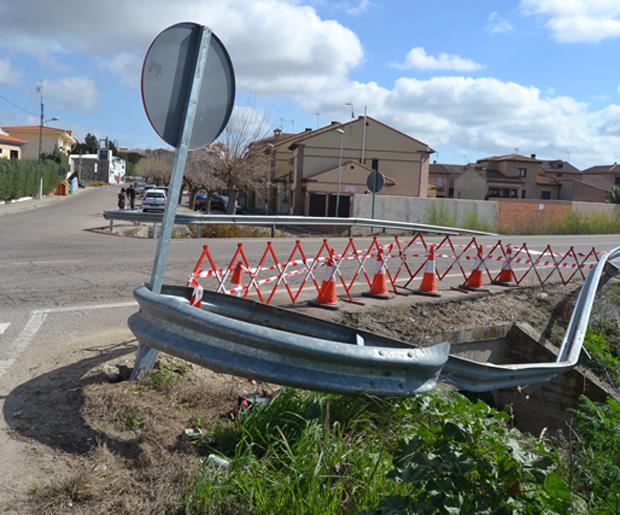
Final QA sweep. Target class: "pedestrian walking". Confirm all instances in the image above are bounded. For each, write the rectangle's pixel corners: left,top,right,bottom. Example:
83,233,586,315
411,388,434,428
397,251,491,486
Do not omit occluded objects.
127,184,136,210
118,188,126,210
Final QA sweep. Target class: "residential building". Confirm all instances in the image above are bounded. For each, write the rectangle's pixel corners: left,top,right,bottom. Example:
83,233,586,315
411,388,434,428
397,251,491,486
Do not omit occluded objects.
0,133,26,159
583,164,620,186
428,162,465,197
264,116,433,216
69,149,126,184
1,125,76,159
454,154,561,200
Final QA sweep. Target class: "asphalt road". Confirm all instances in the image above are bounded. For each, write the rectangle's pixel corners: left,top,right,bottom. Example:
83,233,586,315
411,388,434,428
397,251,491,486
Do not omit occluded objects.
1,184,620,383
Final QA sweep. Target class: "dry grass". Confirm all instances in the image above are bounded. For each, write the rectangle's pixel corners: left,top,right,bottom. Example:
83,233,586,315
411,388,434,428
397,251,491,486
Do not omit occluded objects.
28,357,275,513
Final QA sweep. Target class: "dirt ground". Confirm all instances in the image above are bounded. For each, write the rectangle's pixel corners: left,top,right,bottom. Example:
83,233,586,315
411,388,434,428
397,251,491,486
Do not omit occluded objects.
2,279,619,513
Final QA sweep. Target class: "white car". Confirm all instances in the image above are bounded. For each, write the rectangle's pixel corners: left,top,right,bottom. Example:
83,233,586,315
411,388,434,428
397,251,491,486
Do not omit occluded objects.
142,189,167,212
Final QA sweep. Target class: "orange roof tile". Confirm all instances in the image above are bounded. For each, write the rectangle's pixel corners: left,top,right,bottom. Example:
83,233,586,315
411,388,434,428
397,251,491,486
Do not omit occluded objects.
0,134,27,145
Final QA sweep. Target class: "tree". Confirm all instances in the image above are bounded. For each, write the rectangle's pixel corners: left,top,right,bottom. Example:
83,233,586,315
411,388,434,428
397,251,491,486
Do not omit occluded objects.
73,133,118,155
208,105,271,213
609,186,620,204
185,147,225,211
134,150,172,186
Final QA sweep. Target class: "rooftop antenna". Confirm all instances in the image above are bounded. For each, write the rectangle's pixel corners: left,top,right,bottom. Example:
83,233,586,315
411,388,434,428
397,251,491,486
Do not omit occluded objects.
345,101,355,119
315,112,320,129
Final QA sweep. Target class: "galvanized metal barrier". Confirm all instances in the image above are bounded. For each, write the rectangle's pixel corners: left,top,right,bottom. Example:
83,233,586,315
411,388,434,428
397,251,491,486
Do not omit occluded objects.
102,210,494,237
128,284,450,396
128,247,620,394
442,246,620,391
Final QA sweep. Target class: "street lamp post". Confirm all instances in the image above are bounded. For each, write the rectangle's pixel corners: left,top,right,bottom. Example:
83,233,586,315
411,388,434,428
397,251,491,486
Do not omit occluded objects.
335,128,344,217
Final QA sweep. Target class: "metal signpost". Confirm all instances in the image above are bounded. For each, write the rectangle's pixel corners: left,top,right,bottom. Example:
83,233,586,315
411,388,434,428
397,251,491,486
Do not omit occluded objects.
366,170,385,219
132,22,235,378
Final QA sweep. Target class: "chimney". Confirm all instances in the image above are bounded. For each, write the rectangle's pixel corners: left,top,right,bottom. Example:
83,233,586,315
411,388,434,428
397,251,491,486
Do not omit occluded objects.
273,128,282,136
305,128,312,132
433,160,437,164
330,121,339,125
530,153,536,159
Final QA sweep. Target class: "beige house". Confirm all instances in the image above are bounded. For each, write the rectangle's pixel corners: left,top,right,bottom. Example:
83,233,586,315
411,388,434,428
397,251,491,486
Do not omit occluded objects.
0,133,26,159
429,162,465,198
1,125,76,159
454,154,561,200
265,116,433,216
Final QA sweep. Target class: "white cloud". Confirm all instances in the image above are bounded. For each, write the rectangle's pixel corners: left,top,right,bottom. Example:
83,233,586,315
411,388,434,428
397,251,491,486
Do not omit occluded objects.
343,0,372,16
0,59,22,85
392,47,485,72
521,0,620,42
486,12,514,34
99,53,142,89
0,0,363,96
297,75,620,168
43,77,99,110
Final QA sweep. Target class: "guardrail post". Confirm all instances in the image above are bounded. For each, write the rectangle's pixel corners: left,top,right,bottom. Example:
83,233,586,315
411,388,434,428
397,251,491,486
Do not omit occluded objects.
271,224,276,238
151,223,158,239
347,226,352,237
109,218,114,232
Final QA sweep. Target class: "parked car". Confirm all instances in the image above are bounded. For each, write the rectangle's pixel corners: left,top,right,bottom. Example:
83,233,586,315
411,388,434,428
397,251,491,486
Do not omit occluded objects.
142,188,167,212
213,194,243,213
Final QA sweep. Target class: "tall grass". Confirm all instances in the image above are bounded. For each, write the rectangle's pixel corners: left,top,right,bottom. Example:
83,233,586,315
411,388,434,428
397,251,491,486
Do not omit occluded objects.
504,209,620,235
463,209,496,233
182,389,571,513
426,201,456,227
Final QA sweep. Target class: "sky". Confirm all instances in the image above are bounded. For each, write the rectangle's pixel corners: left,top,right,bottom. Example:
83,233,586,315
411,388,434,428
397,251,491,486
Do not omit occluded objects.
0,0,619,169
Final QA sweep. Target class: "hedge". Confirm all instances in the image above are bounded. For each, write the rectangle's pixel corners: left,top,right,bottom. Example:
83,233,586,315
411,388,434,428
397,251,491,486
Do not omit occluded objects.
0,158,66,201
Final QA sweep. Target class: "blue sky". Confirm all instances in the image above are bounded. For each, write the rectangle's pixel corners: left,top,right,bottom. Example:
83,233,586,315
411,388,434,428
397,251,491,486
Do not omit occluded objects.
0,0,619,168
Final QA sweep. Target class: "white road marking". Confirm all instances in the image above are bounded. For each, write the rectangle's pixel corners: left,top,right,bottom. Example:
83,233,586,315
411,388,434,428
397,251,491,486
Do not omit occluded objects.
0,323,10,335
0,311,47,379
36,300,138,314
0,301,139,380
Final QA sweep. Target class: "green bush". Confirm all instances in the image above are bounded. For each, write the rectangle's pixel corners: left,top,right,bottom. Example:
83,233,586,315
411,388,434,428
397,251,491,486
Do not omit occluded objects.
0,158,65,201
569,397,620,513
183,390,572,513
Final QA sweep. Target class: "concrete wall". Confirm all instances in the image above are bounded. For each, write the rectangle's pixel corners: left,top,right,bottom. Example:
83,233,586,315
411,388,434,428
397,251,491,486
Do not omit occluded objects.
352,194,498,227
572,200,618,216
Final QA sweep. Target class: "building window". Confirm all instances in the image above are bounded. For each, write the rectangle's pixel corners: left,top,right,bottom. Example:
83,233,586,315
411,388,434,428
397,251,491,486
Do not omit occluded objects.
615,177,620,185
371,158,379,171
521,190,526,198
516,167,526,177
487,188,500,198
541,190,551,200
10,150,18,159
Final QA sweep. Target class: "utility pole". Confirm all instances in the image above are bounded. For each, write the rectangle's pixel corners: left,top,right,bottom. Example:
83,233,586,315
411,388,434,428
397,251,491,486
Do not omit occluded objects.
36,81,44,162
360,105,368,165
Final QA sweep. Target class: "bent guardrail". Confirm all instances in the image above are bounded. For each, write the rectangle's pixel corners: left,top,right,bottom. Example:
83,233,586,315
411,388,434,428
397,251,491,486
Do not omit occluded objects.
442,246,620,391
103,210,496,237
129,284,450,396
129,247,620,395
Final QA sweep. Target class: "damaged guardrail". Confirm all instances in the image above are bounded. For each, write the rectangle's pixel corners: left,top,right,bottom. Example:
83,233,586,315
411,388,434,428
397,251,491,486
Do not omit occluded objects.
129,284,450,396
128,246,620,395
441,246,620,391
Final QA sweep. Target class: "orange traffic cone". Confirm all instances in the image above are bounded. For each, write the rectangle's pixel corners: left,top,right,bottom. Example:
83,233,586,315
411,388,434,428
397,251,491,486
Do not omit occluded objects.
493,244,517,286
458,244,489,292
363,246,392,299
309,255,340,310
413,245,441,297
230,261,244,297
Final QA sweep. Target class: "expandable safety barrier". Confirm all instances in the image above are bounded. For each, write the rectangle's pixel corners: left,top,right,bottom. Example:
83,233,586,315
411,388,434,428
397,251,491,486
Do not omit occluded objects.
186,233,600,307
